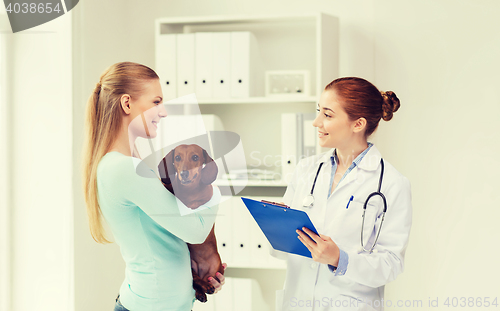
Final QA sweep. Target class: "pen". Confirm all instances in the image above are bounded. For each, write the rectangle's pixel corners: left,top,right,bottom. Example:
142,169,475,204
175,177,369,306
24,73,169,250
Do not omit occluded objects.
346,196,354,209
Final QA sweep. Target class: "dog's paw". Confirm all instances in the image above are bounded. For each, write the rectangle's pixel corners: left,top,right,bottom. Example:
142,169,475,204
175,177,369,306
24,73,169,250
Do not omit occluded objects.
193,281,208,302
195,290,208,303
205,283,215,295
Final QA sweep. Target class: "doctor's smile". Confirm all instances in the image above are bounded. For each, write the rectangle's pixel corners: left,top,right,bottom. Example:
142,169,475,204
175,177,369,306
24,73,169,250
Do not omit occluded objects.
317,131,328,138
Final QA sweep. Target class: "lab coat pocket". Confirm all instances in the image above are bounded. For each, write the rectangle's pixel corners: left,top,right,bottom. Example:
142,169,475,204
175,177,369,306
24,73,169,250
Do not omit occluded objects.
275,289,285,311
333,200,380,247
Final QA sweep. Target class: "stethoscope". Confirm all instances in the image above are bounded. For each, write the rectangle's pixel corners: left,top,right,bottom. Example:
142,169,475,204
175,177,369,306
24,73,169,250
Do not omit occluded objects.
302,159,387,254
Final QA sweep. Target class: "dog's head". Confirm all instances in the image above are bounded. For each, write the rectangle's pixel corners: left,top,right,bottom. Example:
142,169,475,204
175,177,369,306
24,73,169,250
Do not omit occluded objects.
158,144,218,189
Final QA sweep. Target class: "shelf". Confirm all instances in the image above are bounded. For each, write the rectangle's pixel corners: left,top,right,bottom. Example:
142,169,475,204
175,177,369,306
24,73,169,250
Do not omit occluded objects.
197,96,318,105
156,12,338,98
226,262,286,270
164,96,318,105
215,179,288,187
156,12,325,27
155,12,338,193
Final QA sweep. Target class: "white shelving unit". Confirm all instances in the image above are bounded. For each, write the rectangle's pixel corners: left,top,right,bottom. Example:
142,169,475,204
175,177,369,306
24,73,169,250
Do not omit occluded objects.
196,96,318,105
215,179,288,187
155,12,338,99
155,13,338,311
155,12,338,188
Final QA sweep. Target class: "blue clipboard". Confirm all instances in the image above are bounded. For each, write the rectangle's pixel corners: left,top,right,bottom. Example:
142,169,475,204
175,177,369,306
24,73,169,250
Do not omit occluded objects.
241,197,319,258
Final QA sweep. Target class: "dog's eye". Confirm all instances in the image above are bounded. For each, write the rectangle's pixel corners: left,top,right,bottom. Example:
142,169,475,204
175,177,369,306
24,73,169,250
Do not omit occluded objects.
175,155,181,161
192,155,199,161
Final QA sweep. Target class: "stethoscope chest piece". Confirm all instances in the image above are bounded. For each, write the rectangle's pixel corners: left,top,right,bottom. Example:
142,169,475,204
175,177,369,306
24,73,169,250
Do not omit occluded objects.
302,162,324,208
302,194,315,208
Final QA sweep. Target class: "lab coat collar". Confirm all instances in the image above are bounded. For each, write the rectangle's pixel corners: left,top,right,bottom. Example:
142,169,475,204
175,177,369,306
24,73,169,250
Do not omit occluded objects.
316,148,336,165
315,144,382,171
357,144,382,171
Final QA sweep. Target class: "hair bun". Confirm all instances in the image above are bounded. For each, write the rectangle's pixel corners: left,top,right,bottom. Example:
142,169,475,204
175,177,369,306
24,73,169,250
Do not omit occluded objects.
381,91,400,121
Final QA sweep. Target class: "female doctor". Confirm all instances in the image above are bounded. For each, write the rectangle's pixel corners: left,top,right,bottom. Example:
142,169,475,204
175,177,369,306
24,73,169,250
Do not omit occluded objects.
273,77,412,311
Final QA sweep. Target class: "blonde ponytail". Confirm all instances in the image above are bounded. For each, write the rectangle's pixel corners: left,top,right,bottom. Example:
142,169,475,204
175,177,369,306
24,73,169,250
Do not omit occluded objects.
82,62,159,244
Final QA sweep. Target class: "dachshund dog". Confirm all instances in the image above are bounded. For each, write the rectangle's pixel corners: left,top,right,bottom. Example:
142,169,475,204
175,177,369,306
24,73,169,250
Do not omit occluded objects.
158,144,218,209
158,144,224,302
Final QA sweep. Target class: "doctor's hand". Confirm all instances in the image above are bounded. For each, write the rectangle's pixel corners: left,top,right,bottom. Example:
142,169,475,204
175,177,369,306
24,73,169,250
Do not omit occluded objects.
297,227,340,267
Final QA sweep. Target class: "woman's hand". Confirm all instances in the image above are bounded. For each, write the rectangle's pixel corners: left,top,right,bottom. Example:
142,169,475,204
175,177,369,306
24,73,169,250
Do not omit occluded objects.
188,225,226,301
208,263,227,294
297,227,340,267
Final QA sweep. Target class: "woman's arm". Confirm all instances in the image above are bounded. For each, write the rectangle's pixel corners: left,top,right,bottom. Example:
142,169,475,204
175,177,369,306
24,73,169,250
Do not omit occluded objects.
99,155,220,244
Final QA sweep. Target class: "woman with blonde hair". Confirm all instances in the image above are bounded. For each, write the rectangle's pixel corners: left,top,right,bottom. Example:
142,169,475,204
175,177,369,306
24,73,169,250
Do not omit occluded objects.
82,61,225,311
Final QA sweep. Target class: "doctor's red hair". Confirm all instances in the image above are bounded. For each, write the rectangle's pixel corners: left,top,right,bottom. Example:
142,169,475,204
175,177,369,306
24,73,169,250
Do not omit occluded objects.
325,77,400,137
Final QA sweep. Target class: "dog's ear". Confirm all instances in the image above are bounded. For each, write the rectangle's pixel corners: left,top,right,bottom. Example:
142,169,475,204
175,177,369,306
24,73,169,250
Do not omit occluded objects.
158,149,175,186
201,149,218,185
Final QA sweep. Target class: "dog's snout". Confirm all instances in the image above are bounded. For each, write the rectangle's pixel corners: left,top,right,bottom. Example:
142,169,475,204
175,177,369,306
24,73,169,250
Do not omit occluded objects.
180,170,189,179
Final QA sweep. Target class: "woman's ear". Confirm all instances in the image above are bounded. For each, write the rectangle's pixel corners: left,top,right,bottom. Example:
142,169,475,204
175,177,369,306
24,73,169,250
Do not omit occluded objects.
120,94,132,115
352,117,367,134
201,149,218,185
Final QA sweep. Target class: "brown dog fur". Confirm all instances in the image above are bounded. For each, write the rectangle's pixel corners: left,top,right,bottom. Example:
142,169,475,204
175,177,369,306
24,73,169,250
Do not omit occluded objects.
158,144,224,302
159,144,217,209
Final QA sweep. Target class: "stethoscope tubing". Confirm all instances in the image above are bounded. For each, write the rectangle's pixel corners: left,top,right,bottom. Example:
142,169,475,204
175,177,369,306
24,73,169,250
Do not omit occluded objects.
361,159,386,253
302,162,324,208
303,157,387,254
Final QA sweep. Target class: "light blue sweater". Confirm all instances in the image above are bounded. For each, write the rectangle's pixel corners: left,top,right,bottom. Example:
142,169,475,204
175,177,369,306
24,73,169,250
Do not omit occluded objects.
97,151,220,311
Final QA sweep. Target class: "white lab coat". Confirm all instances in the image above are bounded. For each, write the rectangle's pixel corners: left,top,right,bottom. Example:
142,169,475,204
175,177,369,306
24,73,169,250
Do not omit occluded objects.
272,145,412,311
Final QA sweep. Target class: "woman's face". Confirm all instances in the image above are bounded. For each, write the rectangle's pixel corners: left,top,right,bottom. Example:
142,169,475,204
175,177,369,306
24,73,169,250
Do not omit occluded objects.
312,89,357,149
127,79,167,139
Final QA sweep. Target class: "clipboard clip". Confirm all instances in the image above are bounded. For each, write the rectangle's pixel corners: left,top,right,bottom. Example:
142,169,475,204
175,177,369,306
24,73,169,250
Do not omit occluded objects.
261,200,289,208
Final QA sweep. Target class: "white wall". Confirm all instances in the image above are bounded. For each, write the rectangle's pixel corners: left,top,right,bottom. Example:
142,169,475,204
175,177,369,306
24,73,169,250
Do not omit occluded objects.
372,0,500,307
51,0,500,310
6,11,73,311
71,3,132,310
0,12,12,311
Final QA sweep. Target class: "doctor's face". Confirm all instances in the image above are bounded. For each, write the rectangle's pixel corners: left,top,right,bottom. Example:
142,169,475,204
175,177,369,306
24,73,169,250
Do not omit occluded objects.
312,89,357,149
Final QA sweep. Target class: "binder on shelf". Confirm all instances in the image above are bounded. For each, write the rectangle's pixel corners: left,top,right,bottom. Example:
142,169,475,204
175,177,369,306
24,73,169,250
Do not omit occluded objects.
212,32,231,98
176,33,195,97
213,277,234,311
249,211,270,265
194,277,235,311
281,113,298,183
231,197,251,266
195,32,214,99
233,278,252,311
281,112,317,183
233,278,253,311
231,278,270,311
300,113,317,159
155,34,177,100
215,196,233,265
249,196,281,265
241,197,319,258
230,31,263,98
